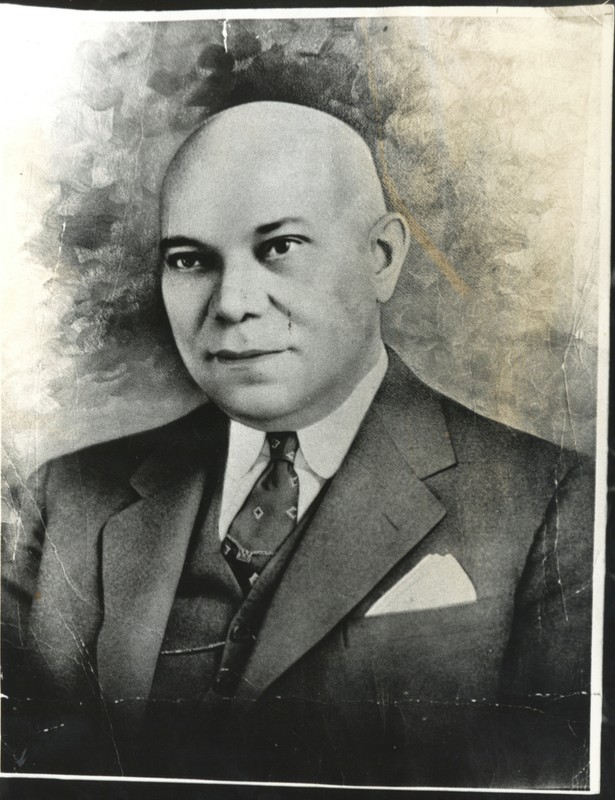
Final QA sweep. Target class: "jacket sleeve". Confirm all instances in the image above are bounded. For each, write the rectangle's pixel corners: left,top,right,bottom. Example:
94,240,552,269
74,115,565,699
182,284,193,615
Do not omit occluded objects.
498,452,596,787
1,463,49,689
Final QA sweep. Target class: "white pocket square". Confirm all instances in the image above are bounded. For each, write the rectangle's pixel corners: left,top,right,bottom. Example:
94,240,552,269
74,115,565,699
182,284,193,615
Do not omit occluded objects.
365,554,477,617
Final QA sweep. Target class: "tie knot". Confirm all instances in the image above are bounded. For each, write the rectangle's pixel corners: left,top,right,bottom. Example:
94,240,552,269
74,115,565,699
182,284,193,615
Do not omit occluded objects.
267,431,298,463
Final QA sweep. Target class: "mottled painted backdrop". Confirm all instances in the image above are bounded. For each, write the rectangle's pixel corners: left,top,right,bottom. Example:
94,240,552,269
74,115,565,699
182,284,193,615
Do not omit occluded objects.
1,9,610,484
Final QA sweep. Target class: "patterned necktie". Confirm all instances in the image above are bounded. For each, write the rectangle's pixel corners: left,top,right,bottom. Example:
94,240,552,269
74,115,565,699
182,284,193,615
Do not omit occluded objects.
222,431,300,594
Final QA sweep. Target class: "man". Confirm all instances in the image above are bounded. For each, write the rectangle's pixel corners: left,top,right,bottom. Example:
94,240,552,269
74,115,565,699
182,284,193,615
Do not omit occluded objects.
2,101,595,788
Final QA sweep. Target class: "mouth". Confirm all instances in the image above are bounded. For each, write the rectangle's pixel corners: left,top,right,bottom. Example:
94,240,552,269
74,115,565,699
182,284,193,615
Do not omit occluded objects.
209,348,286,364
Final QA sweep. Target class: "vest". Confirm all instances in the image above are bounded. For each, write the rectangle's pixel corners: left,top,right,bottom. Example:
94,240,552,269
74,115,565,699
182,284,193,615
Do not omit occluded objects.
134,453,328,778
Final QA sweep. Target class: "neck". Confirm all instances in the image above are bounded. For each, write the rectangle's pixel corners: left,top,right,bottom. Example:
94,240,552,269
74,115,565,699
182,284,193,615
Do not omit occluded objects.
230,339,387,433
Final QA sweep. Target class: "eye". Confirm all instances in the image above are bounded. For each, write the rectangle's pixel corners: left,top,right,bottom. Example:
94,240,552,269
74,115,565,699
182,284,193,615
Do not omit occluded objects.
258,237,303,262
164,251,205,271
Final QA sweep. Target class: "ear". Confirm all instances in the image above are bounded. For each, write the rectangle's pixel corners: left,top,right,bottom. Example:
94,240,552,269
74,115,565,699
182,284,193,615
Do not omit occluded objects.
369,212,410,303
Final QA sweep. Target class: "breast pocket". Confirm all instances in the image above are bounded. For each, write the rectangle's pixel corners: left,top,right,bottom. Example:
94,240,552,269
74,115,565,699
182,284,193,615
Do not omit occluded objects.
343,596,512,703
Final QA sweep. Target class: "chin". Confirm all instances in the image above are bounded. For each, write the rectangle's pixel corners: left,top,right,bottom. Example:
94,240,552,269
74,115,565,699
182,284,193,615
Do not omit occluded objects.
209,384,299,429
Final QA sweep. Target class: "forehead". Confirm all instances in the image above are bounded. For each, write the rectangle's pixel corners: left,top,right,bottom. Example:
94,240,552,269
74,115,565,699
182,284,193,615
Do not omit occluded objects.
162,138,343,238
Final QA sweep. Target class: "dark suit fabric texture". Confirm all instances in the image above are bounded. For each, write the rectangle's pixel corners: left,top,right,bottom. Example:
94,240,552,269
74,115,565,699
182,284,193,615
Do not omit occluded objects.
1,352,595,788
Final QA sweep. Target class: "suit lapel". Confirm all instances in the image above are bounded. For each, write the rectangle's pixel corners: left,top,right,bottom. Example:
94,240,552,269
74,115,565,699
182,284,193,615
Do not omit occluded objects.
96,406,227,705
237,351,456,701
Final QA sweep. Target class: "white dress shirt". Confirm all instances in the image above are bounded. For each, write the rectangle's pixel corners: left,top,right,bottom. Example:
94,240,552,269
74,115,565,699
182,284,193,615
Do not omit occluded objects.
218,345,389,540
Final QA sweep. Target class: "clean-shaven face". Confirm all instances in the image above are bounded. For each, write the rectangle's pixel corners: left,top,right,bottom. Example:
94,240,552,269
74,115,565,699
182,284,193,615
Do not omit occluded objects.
160,102,390,431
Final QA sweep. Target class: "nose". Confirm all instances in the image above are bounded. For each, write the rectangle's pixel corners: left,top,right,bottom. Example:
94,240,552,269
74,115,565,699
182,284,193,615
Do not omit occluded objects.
209,256,268,324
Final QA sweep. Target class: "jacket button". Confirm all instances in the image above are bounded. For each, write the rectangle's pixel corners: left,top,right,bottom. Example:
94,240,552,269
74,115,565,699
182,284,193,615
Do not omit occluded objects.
230,622,250,643
212,670,233,695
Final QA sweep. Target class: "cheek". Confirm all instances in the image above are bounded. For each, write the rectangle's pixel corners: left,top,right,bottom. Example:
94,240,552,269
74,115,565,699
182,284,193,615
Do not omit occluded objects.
162,276,208,337
287,289,373,353
308,279,375,333
315,253,375,310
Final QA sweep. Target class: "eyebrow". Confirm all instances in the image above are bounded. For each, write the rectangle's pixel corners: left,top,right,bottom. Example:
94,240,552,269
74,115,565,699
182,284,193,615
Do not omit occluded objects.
255,218,306,235
160,236,205,252
160,220,309,252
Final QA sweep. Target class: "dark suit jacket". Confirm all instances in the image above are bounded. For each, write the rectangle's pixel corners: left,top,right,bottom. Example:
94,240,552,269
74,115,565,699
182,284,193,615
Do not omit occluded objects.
1,351,595,788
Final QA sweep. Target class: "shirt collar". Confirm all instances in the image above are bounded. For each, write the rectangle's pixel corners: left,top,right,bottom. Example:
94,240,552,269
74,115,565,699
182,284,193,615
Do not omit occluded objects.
226,343,389,481
226,420,267,482
298,344,388,479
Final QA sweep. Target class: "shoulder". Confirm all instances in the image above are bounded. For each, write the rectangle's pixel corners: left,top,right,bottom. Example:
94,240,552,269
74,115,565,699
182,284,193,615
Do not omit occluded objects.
441,391,593,486
443,392,591,470
431,389,595,533
385,348,593,483
384,349,594,515
42,402,227,494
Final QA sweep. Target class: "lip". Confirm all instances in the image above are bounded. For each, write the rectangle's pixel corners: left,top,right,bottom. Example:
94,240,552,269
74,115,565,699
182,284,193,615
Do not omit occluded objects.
209,348,286,363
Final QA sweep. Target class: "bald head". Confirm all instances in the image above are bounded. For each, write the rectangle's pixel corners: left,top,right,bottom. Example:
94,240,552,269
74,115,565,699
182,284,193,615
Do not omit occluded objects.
162,101,387,234
159,100,409,430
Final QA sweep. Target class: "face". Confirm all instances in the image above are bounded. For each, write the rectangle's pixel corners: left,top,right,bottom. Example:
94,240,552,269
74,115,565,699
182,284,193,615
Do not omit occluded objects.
160,136,385,431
